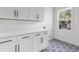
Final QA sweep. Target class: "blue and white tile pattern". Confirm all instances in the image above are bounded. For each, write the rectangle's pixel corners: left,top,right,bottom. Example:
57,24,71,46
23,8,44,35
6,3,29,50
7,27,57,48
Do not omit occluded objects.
42,39,79,52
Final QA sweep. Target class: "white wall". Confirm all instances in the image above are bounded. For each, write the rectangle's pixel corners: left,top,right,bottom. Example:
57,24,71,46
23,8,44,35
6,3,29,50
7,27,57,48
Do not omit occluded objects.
0,7,53,38
53,7,79,46
44,7,53,39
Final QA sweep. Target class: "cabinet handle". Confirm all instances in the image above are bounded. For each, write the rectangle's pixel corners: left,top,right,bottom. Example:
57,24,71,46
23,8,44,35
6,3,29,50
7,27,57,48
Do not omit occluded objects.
40,38,43,43
16,10,19,17
36,14,40,19
0,40,12,44
14,9,18,17
43,32,47,34
22,36,30,39
18,44,20,52
35,34,40,36
14,9,17,17
15,45,17,52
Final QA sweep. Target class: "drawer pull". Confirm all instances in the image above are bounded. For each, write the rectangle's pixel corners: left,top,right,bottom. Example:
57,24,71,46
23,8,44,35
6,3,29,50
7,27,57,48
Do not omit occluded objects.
35,34,40,36
22,36,30,39
0,40,12,44
36,14,40,19
43,32,47,34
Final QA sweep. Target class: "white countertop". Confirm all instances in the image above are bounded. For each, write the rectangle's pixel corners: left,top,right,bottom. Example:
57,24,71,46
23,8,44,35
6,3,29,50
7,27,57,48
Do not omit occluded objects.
0,30,47,39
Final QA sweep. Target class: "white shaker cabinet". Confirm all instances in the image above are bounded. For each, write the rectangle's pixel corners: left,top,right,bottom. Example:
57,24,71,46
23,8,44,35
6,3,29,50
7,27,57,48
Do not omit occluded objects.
0,7,30,20
0,31,48,52
33,32,42,52
0,7,44,21
12,7,44,20
13,7,30,20
41,32,49,50
0,7,14,19
33,31,49,52
0,37,17,52
18,34,33,52
30,7,44,21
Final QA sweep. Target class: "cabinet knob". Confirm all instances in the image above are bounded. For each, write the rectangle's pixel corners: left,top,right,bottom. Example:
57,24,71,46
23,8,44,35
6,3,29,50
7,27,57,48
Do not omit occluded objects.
40,38,43,43
36,14,40,19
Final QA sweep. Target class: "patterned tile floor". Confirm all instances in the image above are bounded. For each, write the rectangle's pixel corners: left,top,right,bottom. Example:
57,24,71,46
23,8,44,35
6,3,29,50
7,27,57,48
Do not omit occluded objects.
42,39,79,52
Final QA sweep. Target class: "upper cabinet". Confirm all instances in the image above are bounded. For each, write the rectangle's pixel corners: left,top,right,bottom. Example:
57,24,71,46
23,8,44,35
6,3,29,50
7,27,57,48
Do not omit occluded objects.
30,7,44,21
13,7,30,20
0,7,14,19
0,7,44,21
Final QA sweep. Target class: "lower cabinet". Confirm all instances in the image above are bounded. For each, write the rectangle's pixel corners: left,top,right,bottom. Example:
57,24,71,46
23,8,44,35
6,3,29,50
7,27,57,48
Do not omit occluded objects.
0,31,49,52
18,34,33,52
41,32,49,50
33,33,42,52
33,31,49,52
0,37,17,52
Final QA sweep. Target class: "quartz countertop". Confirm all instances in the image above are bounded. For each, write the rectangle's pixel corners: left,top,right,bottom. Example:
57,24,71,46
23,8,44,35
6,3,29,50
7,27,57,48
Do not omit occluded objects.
0,30,47,39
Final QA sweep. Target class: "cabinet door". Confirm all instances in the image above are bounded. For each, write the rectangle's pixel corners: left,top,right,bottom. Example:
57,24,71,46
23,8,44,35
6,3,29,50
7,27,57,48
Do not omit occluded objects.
18,34,33,52
41,31,49,49
0,7,14,19
30,7,44,21
13,7,30,20
33,32,42,52
0,37,17,52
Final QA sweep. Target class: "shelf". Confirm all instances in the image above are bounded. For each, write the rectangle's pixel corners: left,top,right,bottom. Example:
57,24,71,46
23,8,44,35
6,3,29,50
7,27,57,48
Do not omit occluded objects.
0,18,42,22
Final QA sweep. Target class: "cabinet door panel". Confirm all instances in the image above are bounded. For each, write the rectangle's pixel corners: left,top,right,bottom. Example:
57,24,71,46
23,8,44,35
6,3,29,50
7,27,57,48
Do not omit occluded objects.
0,42,15,52
41,34,49,49
14,7,30,20
30,7,44,20
0,7,14,19
33,36,41,52
18,34,32,52
41,31,49,49
0,37,17,52
33,32,42,52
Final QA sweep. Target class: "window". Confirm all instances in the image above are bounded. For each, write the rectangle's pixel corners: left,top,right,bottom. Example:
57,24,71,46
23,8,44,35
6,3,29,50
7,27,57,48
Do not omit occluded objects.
57,8,71,30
